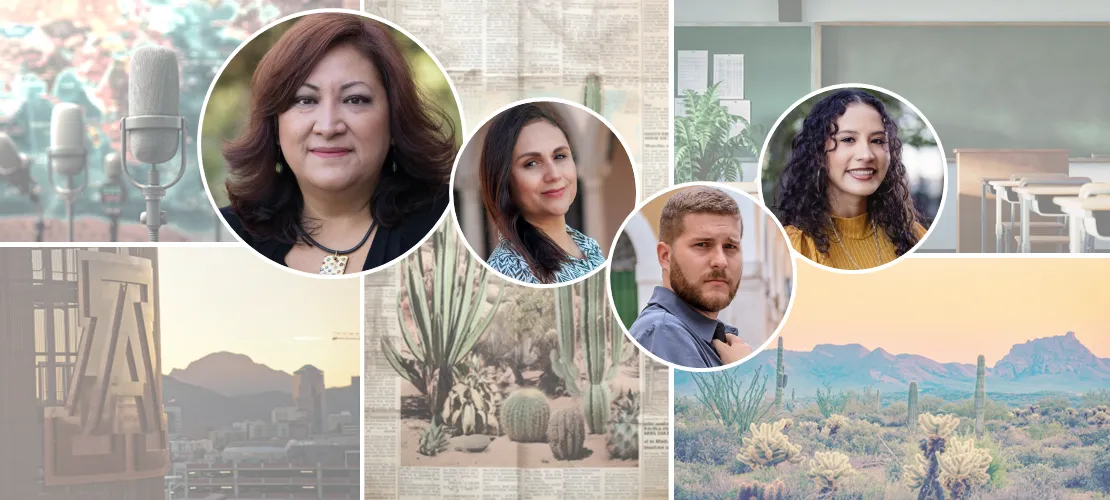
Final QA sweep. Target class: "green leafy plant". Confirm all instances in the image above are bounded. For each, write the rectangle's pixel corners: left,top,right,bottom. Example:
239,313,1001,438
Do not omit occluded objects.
815,382,849,418
418,421,449,457
381,223,503,426
442,354,502,436
674,82,763,183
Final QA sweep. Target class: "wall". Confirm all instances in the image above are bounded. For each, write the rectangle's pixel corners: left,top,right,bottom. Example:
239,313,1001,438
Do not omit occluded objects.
678,0,1110,24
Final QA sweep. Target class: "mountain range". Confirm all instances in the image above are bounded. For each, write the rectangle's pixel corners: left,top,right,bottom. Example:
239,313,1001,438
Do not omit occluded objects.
674,331,1110,397
161,352,359,438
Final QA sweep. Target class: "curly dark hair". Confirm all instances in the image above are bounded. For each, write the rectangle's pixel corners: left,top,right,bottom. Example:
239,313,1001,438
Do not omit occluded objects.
223,13,456,245
772,89,921,256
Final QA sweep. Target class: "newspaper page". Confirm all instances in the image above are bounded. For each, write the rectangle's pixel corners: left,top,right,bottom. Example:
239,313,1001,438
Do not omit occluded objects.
364,0,672,200
364,223,670,499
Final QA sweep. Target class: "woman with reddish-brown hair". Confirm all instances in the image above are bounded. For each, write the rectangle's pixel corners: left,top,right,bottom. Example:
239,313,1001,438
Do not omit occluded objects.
219,13,456,275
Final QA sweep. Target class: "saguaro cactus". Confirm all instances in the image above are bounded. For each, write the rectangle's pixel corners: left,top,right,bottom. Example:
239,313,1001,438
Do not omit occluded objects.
908,381,919,433
974,354,986,438
774,337,787,410
551,276,623,434
584,73,603,113
382,223,503,425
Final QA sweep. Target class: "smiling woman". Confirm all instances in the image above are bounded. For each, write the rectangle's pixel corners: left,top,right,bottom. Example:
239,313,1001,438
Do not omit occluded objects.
209,12,460,276
768,87,935,271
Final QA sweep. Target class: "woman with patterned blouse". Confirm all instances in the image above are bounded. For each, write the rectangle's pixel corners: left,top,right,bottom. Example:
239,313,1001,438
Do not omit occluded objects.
478,103,606,284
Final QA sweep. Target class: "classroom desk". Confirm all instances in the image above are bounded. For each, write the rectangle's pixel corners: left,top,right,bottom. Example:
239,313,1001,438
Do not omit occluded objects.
1013,185,1084,253
988,180,1022,252
979,177,1012,253
1051,196,1090,253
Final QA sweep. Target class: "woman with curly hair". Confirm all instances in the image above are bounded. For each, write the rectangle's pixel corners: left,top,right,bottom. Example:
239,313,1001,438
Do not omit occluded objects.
772,89,927,270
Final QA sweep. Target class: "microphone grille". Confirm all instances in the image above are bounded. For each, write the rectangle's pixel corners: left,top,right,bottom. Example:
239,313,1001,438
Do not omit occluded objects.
104,152,122,178
129,46,180,117
0,133,21,172
50,103,87,149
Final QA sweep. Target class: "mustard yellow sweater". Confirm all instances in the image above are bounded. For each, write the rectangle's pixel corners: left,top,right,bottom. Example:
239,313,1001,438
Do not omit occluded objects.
786,213,928,270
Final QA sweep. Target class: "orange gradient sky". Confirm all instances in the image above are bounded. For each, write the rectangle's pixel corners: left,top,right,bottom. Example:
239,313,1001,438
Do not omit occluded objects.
158,247,360,387
779,257,1110,365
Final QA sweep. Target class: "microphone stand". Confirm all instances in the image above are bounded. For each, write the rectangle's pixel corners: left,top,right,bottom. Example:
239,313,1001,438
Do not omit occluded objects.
119,115,188,242
46,147,88,242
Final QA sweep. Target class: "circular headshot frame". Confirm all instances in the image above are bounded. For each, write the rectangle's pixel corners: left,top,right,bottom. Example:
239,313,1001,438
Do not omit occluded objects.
755,82,949,275
197,8,464,280
448,97,642,290
604,181,799,373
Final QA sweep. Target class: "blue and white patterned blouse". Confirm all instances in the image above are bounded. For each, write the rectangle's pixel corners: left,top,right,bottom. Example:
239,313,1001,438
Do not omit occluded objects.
487,225,606,284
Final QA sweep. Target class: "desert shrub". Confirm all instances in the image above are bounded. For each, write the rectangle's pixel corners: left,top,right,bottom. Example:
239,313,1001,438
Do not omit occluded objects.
942,398,1012,423
1012,444,1098,469
674,420,738,465
1079,427,1110,447
992,463,1065,500
1093,450,1110,494
1026,422,1067,441
824,419,887,456
1082,389,1110,408
919,395,945,414
1035,395,1071,414
977,434,1008,489
673,462,736,500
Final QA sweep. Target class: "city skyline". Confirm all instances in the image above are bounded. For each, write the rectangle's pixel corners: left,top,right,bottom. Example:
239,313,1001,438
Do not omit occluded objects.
779,257,1110,365
158,247,360,387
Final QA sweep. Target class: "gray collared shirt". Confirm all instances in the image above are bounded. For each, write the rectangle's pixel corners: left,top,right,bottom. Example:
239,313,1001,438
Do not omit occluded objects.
629,286,738,369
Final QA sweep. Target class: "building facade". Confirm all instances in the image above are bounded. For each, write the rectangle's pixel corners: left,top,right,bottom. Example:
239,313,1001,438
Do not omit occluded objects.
0,248,169,499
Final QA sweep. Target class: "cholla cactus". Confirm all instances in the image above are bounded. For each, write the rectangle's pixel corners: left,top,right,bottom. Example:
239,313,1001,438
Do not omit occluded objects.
920,413,959,439
1090,410,1110,429
737,479,785,500
824,414,847,437
807,451,857,498
938,437,992,499
775,417,794,434
904,413,960,498
736,422,803,469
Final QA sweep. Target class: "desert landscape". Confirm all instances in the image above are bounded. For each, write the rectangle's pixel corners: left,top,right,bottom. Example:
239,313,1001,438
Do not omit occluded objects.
381,225,642,469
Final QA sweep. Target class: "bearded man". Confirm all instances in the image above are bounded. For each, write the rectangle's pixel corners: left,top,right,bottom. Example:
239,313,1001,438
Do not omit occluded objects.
629,186,753,369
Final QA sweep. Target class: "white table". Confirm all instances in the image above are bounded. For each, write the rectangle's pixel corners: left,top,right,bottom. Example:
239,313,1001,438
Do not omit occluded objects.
1013,185,1084,253
1051,196,1091,253
979,177,1012,253
988,180,1022,253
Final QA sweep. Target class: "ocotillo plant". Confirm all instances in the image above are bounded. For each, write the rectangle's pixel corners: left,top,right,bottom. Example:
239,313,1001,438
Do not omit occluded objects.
908,381,919,434
550,275,623,434
974,354,986,438
381,223,503,426
774,337,786,410
692,365,771,434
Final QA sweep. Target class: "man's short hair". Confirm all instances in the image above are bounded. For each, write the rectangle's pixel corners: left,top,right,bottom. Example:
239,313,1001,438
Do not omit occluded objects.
658,186,742,245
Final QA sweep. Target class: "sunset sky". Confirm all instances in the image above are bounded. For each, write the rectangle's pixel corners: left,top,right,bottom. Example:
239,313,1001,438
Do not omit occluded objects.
158,247,361,387
779,257,1110,365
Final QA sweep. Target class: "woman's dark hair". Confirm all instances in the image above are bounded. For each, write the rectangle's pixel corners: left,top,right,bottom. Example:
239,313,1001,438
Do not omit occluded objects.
223,13,456,244
479,103,576,284
773,89,922,256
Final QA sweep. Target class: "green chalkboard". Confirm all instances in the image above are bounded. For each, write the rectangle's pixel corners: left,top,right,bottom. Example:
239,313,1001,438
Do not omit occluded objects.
674,26,813,148
820,24,1110,157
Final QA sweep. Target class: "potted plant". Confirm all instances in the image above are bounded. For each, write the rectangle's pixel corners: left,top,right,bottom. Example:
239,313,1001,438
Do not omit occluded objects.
674,82,765,183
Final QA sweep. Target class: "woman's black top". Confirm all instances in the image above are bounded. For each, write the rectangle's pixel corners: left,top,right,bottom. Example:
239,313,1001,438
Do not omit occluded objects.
219,194,448,272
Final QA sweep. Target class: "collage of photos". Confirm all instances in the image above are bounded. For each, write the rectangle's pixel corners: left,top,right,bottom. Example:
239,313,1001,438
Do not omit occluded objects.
1,1,1109,500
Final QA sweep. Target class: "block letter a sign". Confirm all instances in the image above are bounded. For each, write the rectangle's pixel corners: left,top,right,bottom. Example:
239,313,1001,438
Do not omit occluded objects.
43,251,169,486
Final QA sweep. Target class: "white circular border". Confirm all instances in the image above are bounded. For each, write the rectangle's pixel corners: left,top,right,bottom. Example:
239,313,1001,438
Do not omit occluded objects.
754,82,950,276
196,8,466,280
447,97,643,290
604,181,800,373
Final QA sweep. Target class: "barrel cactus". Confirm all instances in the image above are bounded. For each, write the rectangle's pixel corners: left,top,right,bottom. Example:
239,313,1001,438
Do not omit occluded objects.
500,388,550,442
607,389,640,460
548,408,586,460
